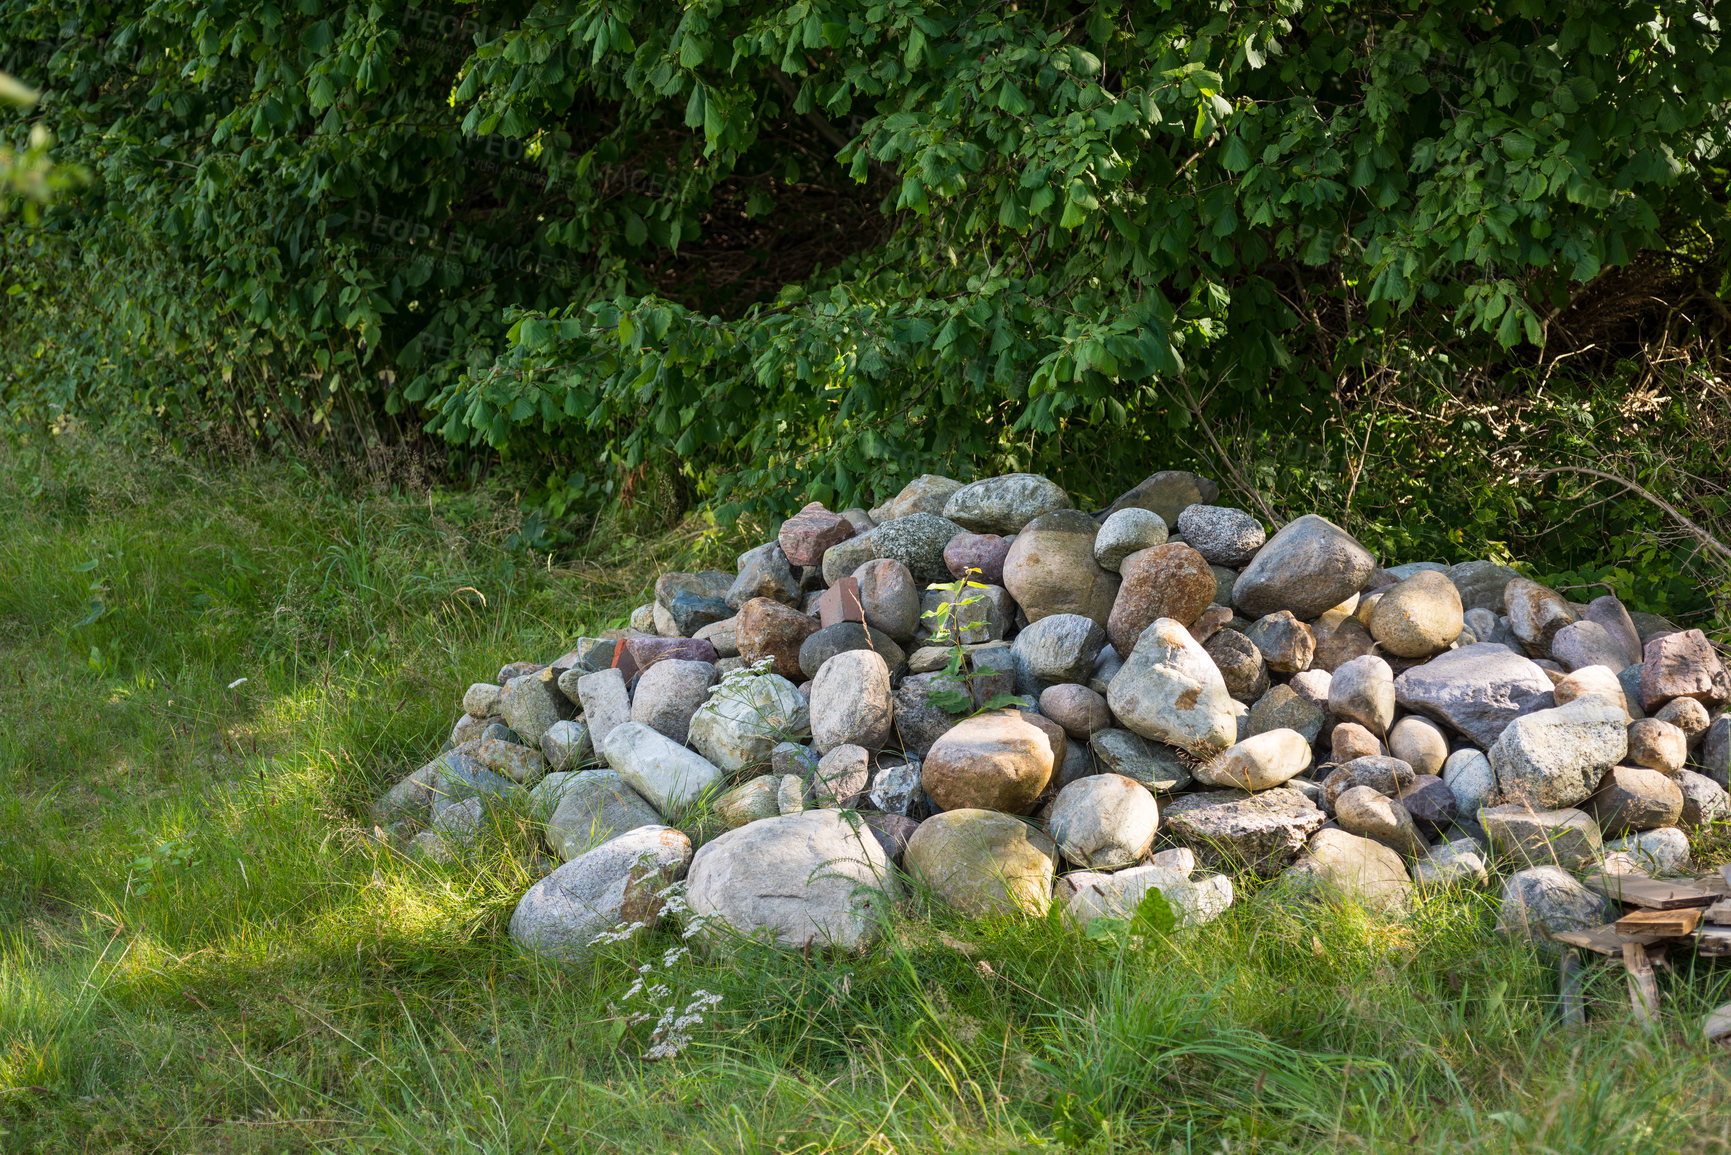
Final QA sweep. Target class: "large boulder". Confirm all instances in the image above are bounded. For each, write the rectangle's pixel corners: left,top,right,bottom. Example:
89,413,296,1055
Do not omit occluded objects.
1001,510,1119,625
687,670,810,773
509,826,692,961
603,722,724,816
1047,773,1160,869
809,649,895,753
904,809,1057,916
1392,643,1555,747
1495,866,1615,950
1487,698,1627,809
1231,515,1377,621
1480,804,1603,870
1106,543,1216,653
1161,787,1326,876
534,769,664,861
686,810,901,951
1367,571,1463,658
1106,618,1240,752
921,710,1057,813
1284,828,1413,912
942,473,1072,534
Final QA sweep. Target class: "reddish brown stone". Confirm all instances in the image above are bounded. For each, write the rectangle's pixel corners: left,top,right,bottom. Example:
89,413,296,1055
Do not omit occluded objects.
735,596,821,680
944,532,1011,585
615,636,718,685
777,502,855,566
817,576,866,628
1639,628,1731,713
1105,542,1215,655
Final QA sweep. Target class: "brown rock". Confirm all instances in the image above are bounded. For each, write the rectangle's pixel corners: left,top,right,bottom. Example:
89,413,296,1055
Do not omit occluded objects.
944,532,1011,585
1002,510,1119,626
1585,765,1685,836
1625,718,1687,775
1204,628,1270,704
1311,609,1377,673
1039,683,1112,739
1106,542,1215,655
1503,577,1578,654
1653,696,1710,748
1330,722,1386,763
1244,611,1315,674
921,711,1057,814
778,502,855,566
735,597,820,680
816,576,865,629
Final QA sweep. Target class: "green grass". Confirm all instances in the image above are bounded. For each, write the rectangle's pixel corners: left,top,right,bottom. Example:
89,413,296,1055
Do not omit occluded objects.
2,432,1730,1154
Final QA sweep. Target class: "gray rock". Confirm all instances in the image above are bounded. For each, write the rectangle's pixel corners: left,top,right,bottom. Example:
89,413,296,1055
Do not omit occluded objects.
1209,565,1239,608
1702,713,1731,788
1107,618,1240,752
919,583,1008,645
1231,514,1377,621
1197,728,1312,792
856,558,921,641
1289,668,1332,708
1320,755,1415,810
810,649,895,753
535,769,664,860
509,826,692,961
1243,611,1315,674
872,513,969,586
1480,804,1603,870
1048,773,1160,869
695,615,741,658
430,795,489,849
776,774,806,815
1059,864,1235,928
1445,560,1520,614
686,669,810,773
798,622,906,683
713,777,782,828
1391,643,1554,748
726,541,803,610
629,604,657,633
869,758,926,816
1174,506,1265,567
1204,628,1269,704
541,720,593,772
863,813,921,864
1093,508,1169,572
1002,510,1120,626
1495,866,1614,950
575,668,633,752
1603,827,1692,876
813,744,871,807
686,810,900,951
1012,613,1108,686
1162,787,1326,877
1328,655,1395,737
904,808,1057,915
1463,606,1518,648
1487,699,1627,809
1099,471,1219,524
1397,775,1459,834
1551,620,1633,673
1090,728,1192,793
1583,596,1643,667
603,722,724,817
821,532,882,587
891,672,964,755
628,658,717,744
1333,785,1428,858
469,735,544,784
1503,577,1578,655
1385,562,1449,579
1676,768,1730,827
942,473,1072,534
1247,684,1327,745
656,570,735,635
462,682,503,718
871,474,964,522
1284,828,1413,912
499,668,574,749
1412,837,1488,888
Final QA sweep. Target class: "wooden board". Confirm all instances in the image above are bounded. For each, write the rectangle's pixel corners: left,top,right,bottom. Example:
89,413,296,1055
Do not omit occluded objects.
1553,923,1666,956
1615,908,1703,937
1699,926,1731,957
1705,899,1731,926
1622,943,1660,1029
1582,872,1720,910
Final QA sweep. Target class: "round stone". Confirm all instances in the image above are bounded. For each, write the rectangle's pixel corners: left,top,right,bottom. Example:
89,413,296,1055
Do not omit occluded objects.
1203,628,1269,704
1230,515,1377,621
1175,506,1266,567
921,710,1057,813
871,513,967,587
1039,683,1112,739
1106,542,1215,655
735,597,820,680
904,809,1058,915
942,474,1072,534
1387,715,1448,776
1093,508,1169,572
809,649,895,753
1626,718,1687,774
1367,571,1464,658
1001,510,1119,626
855,558,921,642
1048,774,1159,869
944,532,1012,584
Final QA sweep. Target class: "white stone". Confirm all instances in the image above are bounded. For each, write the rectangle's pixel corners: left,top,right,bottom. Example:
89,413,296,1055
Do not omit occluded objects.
603,722,724,816
509,826,692,962
686,670,810,773
1106,618,1238,752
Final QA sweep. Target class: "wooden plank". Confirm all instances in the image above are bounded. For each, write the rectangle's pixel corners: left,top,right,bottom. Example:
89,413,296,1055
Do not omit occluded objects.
1614,908,1702,937
1698,926,1731,957
1557,950,1587,1028
1707,1003,1731,1045
1582,872,1719,910
1705,899,1731,926
1554,923,1665,956
1622,942,1660,1029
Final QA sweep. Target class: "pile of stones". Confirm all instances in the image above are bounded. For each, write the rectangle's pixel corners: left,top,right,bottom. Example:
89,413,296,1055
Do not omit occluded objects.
371,470,1731,960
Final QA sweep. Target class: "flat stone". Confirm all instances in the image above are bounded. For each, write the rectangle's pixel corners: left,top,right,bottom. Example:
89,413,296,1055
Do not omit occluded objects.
1198,728,1312,792
779,502,856,566
1093,508,1169,572
904,809,1057,915
687,669,810,773
1639,628,1730,713
1329,655,1395,737
1106,618,1239,753
1098,470,1219,524
1284,828,1413,912
809,649,895,753
1090,728,1192,792
726,541,803,610
687,810,900,951
1231,515,1377,621
1002,510,1119,626
1480,804,1603,870
1391,642,1555,747
1495,866,1614,950
943,473,1072,534
1175,506,1266,567
1488,698,1627,809
921,710,1056,814
1161,787,1326,877
1367,571,1463,658
1048,773,1159,869
509,826,692,962
736,596,821,680
944,532,1012,585
871,513,965,587
1388,715,1448,775
1585,764,1684,836
1106,542,1215,654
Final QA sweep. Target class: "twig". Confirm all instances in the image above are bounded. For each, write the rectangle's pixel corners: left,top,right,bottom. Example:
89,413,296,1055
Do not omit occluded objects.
1174,378,1281,526
1519,465,1731,561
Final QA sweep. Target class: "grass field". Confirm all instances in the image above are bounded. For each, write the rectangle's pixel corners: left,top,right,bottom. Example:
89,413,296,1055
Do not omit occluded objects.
2,432,1730,1154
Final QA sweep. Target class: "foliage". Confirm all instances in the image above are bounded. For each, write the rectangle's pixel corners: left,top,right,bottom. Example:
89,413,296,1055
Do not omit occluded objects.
1,434,1729,1151
0,71,87,223
3,0,1730,518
